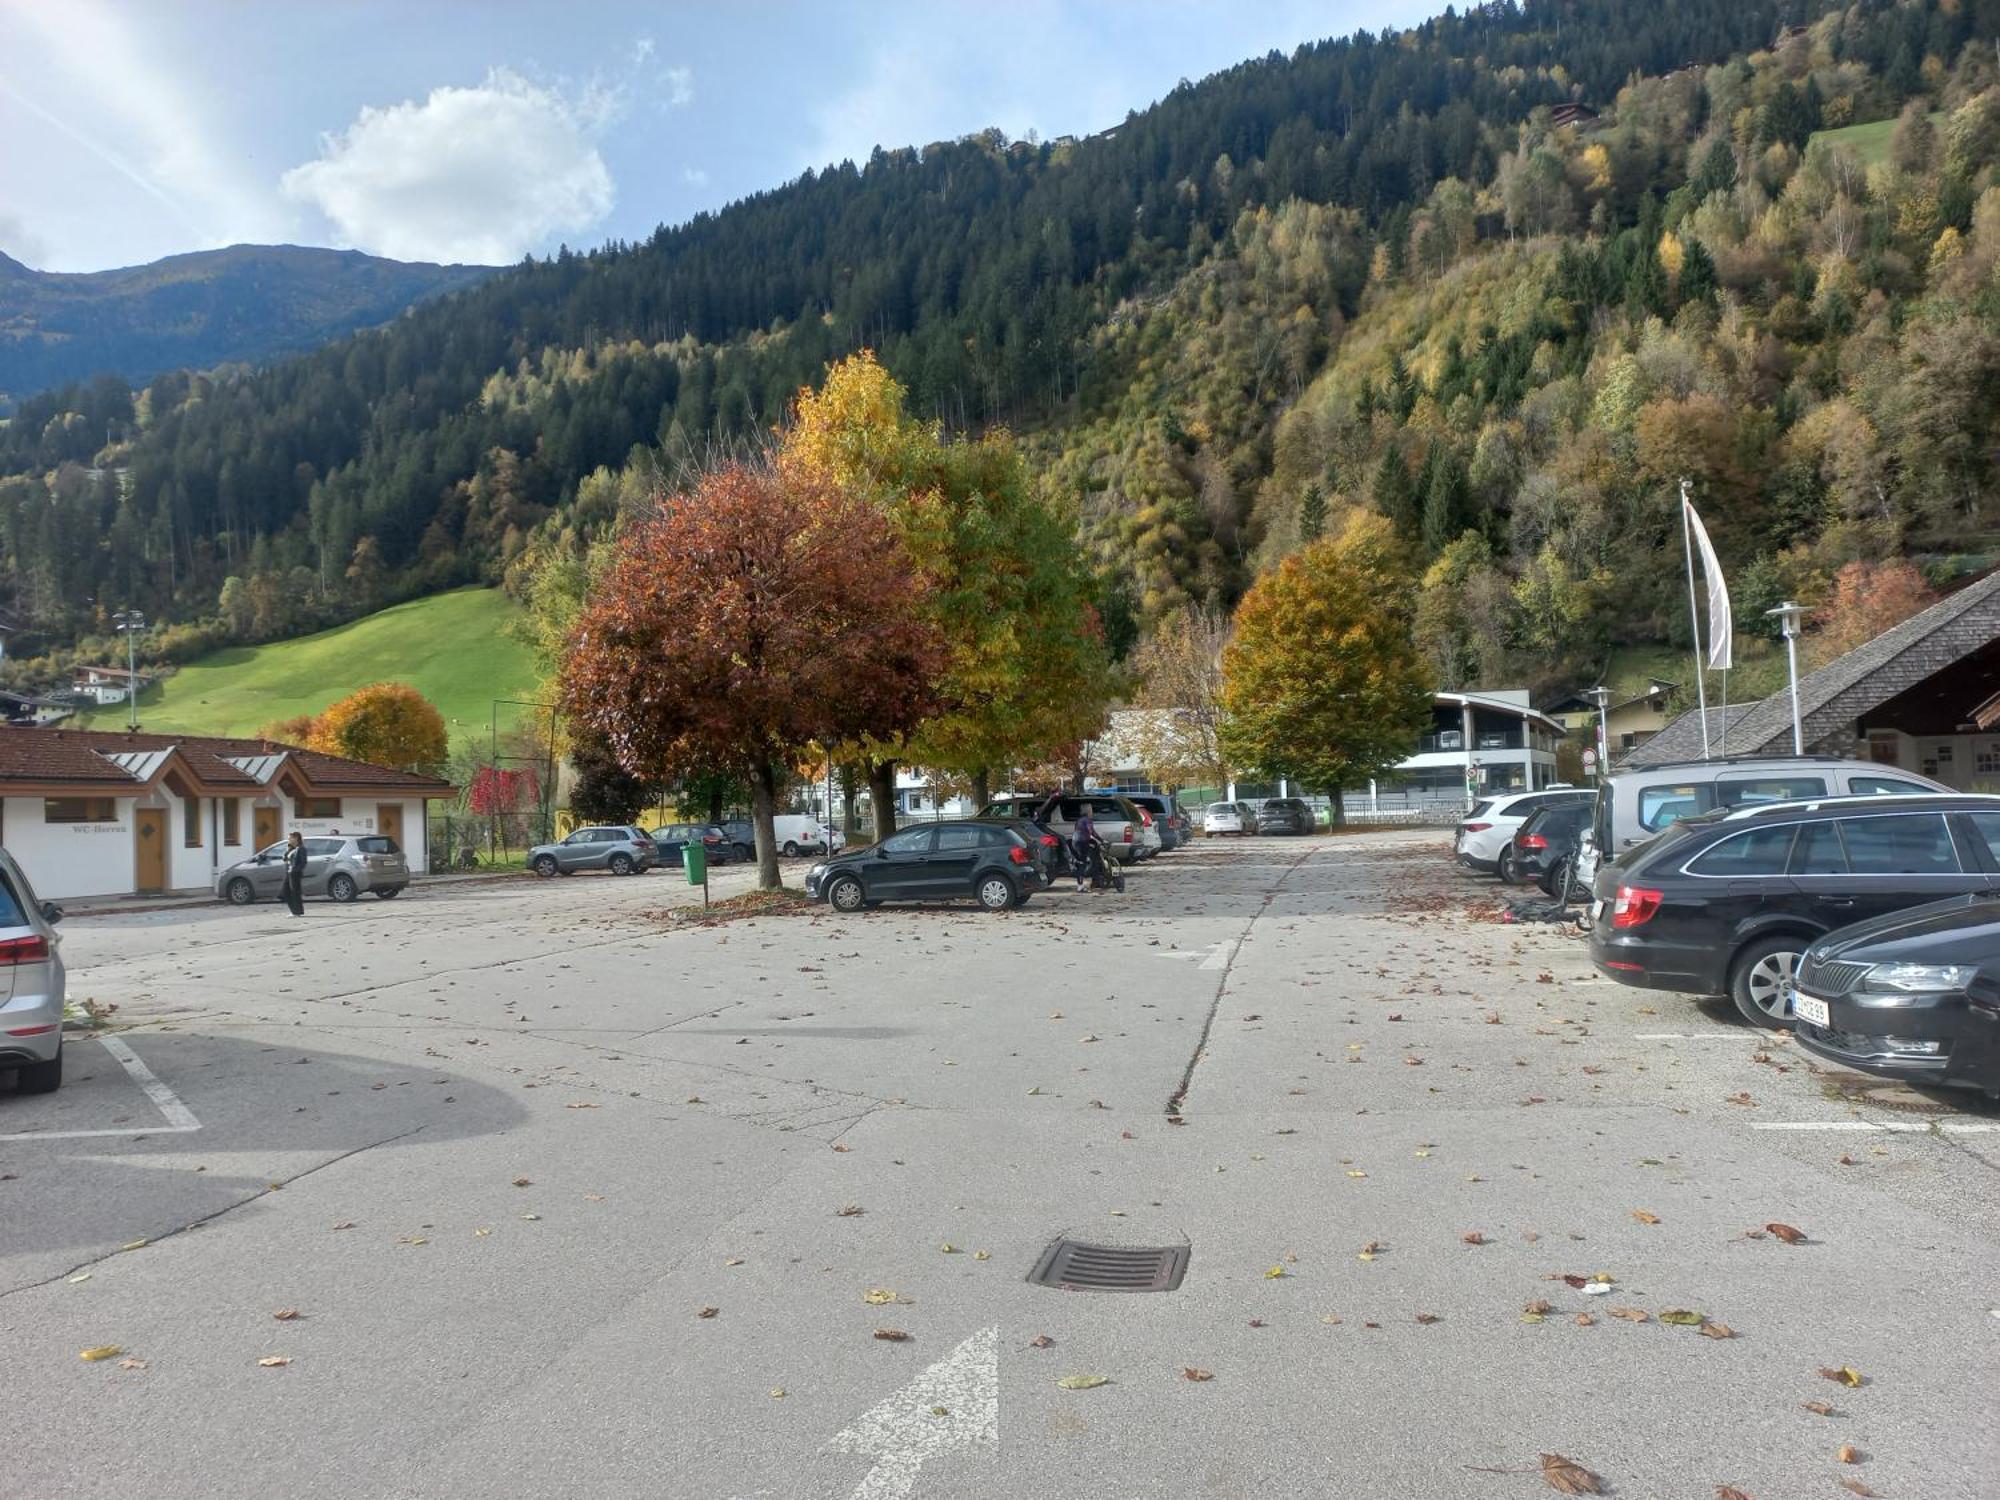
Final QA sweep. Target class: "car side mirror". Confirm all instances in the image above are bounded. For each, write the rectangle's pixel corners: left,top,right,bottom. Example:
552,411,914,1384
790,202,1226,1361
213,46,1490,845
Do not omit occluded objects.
877,846,890,859
40,901,62,925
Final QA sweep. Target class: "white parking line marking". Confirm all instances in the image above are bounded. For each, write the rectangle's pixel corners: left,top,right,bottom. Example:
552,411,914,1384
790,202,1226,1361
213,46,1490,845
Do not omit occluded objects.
0,1036,201,1141
1751,1120,2000,1133
1200,940,1237,971
830,1324,998,1500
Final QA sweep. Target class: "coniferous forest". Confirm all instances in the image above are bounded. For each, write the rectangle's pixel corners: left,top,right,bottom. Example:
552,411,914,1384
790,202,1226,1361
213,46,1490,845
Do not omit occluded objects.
1,0,1996,694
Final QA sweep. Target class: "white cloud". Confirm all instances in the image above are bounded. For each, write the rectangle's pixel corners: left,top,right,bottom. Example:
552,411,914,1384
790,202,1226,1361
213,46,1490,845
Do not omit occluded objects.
682,166,709,186
665,66,695,107
281,69,614,265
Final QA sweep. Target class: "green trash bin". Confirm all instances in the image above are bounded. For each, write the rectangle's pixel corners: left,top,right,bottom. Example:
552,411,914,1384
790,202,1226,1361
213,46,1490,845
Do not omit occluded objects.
682,843,707,885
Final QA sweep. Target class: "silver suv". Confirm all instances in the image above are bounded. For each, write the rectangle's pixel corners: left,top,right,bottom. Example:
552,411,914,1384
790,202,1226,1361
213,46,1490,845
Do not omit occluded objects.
0,846,66,1095
215,835,411,905
528,825,658,878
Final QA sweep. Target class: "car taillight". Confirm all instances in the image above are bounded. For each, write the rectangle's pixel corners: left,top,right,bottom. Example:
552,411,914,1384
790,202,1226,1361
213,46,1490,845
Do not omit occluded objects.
1138,809,1154,825
1518,834,1548,850
1611,886,1663,928
1122,827,1133,842
1008,845,1031,865
0,934,50,964
1040,834,1058,847
1463,822,1491,833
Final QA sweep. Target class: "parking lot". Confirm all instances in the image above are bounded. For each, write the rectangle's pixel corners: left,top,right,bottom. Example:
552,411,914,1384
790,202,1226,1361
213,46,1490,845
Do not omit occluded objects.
2,830,1995,1499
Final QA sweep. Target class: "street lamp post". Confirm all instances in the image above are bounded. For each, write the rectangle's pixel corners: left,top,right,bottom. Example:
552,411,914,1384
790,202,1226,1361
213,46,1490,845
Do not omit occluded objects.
1584,685,1612,782
1766,602,1807,754
111,609,145,732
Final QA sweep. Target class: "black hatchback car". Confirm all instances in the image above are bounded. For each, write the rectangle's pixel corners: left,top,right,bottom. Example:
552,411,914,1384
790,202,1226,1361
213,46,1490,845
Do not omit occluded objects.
1790,894,2000,1100
1511,801,1592,897
805,819,1052,912
1590,794,2000,1029
1258,797,1317,835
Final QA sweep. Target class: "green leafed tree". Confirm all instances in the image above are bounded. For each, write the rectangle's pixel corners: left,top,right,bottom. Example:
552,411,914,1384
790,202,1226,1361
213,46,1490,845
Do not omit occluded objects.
1218,511,1434,822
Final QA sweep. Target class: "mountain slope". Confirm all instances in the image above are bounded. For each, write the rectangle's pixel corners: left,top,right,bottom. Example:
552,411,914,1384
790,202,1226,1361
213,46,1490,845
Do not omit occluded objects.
0,244,495,398
0,0,1995,701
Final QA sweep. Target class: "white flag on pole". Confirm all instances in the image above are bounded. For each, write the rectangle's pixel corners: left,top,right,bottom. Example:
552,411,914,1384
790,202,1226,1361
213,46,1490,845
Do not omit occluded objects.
1682,495,1732,671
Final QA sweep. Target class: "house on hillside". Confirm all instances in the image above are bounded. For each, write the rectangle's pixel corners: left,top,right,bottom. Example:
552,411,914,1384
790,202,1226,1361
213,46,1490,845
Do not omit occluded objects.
0,728,453,900
1628,569,2000,786
1546,679,1678,753
69,665,153,706
0,689,72,727
1550,102,1601,129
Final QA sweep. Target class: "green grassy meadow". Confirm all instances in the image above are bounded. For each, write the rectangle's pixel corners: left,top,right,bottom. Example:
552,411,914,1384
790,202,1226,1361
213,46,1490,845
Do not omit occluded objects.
1808,113,1941,167
81,588,539,747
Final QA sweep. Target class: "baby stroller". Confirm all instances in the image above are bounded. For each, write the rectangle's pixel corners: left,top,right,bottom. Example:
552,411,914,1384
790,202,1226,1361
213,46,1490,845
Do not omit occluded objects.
1074,831,1125,893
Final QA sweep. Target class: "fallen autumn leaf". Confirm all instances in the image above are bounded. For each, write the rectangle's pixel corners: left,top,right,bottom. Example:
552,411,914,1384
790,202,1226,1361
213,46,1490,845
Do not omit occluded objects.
1538,1452,1603,1494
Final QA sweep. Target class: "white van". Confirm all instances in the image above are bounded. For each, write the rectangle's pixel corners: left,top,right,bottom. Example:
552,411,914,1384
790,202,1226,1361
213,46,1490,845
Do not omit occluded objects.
770,815,835,857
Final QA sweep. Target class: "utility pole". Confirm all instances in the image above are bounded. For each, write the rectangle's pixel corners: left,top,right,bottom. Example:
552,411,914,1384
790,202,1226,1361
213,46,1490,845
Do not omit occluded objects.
111,609,145,732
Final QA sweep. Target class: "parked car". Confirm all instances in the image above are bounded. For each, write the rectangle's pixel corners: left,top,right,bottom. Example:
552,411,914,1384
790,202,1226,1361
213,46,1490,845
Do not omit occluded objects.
217,835,411,904
805,818,1053,912
528,825,657,878
771,814,834,857
1579,756,1950,886
974,796,1072,875
1124,793,1186,852
717,819,756,863
1457,788,1596,881
995,793,1149,864
1203,801,1257,836
0,847,65,1095
1590,793,2000,1029
1790,894,2000,1101
1257,797,1318,836
1509,801,1594,898
651,823,732,866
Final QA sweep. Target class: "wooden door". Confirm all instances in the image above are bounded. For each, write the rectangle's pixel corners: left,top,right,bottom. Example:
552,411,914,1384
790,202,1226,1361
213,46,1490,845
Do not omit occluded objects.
255,805,280,850
377,803,403,847
135,809,167,893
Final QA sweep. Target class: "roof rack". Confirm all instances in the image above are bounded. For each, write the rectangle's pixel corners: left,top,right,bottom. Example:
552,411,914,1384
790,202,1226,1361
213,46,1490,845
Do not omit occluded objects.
1718,792,2000,821
1622,753,1849,772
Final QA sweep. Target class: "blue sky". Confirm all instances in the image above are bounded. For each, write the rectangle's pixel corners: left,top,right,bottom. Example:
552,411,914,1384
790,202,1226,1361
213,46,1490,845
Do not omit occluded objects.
0,1,1444,274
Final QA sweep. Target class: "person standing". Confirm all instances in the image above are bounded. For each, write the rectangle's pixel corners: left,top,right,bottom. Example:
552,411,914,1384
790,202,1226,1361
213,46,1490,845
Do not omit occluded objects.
282,830,307,916
1072,806,1097,893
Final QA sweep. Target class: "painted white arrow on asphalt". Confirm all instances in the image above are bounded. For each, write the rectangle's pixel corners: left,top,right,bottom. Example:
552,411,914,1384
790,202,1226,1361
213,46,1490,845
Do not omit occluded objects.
830,1324,998,1500
1154,939,1237,970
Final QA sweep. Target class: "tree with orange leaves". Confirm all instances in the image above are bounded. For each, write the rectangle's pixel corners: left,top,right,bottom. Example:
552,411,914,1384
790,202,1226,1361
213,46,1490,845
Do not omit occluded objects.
558,462,942,888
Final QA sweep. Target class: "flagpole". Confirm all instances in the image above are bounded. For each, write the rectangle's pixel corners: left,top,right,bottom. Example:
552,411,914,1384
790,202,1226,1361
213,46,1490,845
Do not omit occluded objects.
1680,477,1710,758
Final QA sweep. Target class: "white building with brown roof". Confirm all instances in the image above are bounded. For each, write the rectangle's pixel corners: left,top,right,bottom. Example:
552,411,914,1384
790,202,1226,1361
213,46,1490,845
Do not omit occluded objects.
0,728,454,899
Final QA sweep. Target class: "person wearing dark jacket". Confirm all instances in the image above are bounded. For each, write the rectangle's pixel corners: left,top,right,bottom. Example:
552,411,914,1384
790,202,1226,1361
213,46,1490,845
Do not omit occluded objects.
282,830,307,916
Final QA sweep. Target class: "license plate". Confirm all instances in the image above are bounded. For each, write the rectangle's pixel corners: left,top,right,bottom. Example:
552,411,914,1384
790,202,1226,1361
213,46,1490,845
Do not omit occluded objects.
1793,993,1830,1027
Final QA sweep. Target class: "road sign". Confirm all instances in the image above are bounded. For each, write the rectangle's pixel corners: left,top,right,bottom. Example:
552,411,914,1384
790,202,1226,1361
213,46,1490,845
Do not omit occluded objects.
1582,748,1598,770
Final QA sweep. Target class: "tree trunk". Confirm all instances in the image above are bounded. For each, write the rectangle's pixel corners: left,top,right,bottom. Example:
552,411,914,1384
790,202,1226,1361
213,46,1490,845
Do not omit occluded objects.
707,783,724,824
1329,785,1346,828
748,758,782,890
869,759,899,843
971,767,991,810
840,765,861,841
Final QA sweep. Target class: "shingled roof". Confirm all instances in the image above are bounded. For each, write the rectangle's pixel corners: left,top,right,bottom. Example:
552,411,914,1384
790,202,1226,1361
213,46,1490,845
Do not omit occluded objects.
1622,704,1756,767
1627,569,2000,768
0,727,452,795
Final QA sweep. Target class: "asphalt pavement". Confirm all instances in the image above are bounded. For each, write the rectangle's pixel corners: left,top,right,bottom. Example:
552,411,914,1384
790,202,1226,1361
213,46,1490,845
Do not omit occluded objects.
1,833,1994,1499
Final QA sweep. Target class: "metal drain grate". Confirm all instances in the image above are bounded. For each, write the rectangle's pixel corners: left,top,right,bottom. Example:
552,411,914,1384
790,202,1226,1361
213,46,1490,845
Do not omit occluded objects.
1028,1238,1190,1293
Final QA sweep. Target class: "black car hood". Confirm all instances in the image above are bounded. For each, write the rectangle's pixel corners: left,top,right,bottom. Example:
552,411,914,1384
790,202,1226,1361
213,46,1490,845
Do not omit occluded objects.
1808,892,2000,967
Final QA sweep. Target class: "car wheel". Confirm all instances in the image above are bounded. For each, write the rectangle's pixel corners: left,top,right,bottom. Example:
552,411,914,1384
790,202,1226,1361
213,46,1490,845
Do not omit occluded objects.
15,1044,61,1095
976,874,1016,911
608,853,633,876
782,840,800,858
226,877,256,905
828,875,866,913
374,887,401,900
734,843,753,863
1496,847,1518,884
1730,935,1806,1029
1538,859,1567,898
328,873,357,903
532,855,559,878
